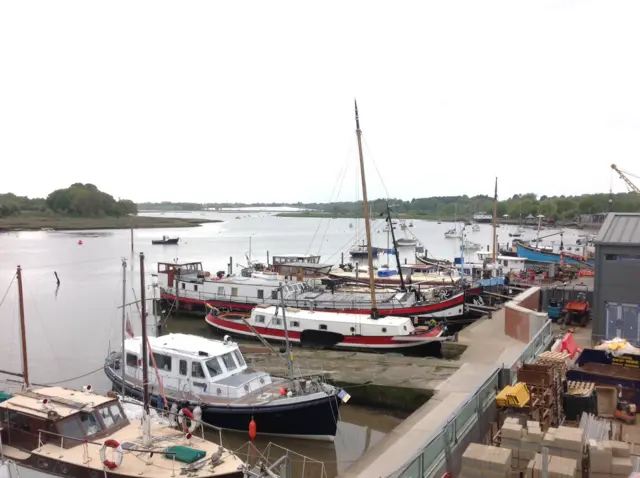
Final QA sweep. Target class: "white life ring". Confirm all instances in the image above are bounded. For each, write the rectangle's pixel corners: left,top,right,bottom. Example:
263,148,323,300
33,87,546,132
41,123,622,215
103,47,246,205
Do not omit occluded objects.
178,407,201,434
100,439,123,470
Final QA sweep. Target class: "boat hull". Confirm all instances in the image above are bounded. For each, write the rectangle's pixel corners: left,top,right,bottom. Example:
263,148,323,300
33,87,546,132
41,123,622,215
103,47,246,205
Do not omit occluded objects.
104,366,341,441
160,291,465,318
151,238,179,245
515,241,595,266
205,313,446,356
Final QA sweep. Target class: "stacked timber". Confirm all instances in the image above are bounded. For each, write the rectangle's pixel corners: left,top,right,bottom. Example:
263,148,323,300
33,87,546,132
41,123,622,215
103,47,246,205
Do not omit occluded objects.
518,363,556,430
536,351,570,426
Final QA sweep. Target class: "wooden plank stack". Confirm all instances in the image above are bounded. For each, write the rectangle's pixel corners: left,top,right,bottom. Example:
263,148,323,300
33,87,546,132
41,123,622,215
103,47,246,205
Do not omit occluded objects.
518,363,555,430
536,351,570,426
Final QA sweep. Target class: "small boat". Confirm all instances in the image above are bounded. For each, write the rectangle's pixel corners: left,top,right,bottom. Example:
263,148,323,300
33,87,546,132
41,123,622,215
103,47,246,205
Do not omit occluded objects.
472,212,493,224
105,333,343,441
463,240,482,250
349,242,380,258
409,221,414,227
152,235,179,245
396,237,418,247
444,229,461,239
509,232,523,238
206,304,447,355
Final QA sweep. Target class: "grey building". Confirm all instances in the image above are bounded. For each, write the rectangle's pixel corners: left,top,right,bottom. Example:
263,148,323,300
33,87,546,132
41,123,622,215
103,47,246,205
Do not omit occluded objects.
593,213,640,344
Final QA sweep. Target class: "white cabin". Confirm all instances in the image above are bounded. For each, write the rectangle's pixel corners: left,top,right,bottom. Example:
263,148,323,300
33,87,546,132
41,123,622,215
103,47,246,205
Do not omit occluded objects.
123,334,272,399
249,305,416,337
476,251,526,273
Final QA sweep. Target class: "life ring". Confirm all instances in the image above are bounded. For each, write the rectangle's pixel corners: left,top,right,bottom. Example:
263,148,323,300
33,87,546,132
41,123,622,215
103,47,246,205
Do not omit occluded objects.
100,439,123,470
177,407,201,434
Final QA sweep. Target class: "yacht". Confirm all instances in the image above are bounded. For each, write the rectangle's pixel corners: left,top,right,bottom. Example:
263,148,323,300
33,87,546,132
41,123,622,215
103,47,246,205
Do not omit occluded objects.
104,334,342,441
472,212,493,223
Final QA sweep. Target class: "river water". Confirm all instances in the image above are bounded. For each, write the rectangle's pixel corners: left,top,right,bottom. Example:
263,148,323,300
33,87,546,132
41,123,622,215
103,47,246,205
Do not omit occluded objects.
0,211,582,476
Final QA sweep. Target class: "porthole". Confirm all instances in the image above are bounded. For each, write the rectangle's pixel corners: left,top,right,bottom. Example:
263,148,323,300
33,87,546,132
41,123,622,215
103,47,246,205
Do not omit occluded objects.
350,327,355,332
259,377,265,384
244,384,249,391
217,388,222,396
381,327,387,333
403,326,407,331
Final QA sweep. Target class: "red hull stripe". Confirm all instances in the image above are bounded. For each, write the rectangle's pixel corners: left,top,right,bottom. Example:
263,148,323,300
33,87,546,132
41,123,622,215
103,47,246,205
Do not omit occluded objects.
161,292,464,316
205,314,443,346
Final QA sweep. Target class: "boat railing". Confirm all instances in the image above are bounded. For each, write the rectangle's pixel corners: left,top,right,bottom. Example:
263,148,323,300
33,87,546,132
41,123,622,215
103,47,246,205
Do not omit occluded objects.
236,440,328,478
36,429,178,473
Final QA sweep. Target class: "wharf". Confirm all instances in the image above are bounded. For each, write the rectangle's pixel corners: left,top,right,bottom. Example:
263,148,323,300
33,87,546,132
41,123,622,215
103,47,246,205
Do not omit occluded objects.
243,347,461,412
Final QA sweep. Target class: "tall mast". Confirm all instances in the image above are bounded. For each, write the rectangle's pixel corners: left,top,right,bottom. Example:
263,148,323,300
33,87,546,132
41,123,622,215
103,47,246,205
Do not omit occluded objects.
492,177,498,264
140,253,149,415
16,266,29,389
278,286,295,382
386,202,405,291
354,100,378,317
121,258,127,398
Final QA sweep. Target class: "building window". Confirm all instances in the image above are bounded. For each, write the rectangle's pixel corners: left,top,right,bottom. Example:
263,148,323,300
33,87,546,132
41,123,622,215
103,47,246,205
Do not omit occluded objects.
231,287,238,297
151,353,172,372
319,324,327,330
290,321,300,327
255,315,265,324
605,254,640,262
126,353,138,367
257,290,264,299
179,360,187,376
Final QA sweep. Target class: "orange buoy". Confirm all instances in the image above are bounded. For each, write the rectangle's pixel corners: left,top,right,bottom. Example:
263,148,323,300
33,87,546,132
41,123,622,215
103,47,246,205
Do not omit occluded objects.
279,387,286,396
248,418,257,440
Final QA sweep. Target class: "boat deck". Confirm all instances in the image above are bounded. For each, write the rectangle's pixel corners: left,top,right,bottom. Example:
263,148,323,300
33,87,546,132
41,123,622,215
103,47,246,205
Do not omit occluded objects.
108,364,325,407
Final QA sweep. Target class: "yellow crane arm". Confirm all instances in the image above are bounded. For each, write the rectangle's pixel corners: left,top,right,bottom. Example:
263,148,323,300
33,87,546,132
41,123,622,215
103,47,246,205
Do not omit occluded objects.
611,164,640,194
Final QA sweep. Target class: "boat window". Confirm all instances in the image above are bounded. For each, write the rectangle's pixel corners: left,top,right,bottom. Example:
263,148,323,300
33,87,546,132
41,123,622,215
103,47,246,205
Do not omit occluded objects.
79,411,102,435
255,315,265,324
194,284,198,292
233,350,246,367
179,359,188,376
58,418,86,441
257,289,264,299
97,406,114,428
126,353,138,367
108,404,125,425
290,321,300,327
151,353,172,372
231,287,238,297
217,286,225,295
319,324,327,330
271,290,278,299
273,318,282,326
204,358,222,377
192,361,207,378
181,283,185,290
221,352,238,371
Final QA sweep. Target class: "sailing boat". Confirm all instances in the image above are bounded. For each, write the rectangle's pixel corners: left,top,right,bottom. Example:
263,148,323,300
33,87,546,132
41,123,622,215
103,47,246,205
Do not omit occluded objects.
207,103,447,353
444,204,462,239
0,261,244,478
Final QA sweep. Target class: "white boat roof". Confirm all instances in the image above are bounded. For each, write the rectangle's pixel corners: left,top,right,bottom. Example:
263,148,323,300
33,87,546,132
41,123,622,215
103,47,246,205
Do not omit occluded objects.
126,333,238,358
253,305,412,326
0,387,114,419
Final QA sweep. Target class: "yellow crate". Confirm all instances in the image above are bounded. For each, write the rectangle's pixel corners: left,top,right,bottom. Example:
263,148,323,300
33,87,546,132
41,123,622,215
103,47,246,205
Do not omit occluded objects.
496,383,530,408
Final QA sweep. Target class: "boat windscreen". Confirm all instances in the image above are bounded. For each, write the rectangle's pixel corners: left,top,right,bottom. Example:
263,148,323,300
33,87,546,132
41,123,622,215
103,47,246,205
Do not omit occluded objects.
205,358,223,378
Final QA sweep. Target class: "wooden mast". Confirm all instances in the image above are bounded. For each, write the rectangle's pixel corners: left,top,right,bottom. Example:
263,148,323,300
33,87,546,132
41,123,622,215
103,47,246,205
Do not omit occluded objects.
492,177,498,264
354,100,378,317
16,265,29,389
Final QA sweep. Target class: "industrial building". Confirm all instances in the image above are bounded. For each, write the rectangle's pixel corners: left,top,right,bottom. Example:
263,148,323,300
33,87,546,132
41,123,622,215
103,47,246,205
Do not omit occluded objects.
592,212,640,344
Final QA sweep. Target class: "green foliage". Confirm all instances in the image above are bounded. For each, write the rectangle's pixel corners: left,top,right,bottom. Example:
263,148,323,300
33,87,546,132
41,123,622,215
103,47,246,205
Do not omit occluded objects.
0,193,46,217
45,184,137,217
138,202,204,211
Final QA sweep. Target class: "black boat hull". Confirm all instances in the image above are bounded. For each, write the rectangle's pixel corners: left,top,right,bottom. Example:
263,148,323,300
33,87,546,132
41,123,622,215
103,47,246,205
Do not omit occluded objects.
152,238,179,245
104,365,341,440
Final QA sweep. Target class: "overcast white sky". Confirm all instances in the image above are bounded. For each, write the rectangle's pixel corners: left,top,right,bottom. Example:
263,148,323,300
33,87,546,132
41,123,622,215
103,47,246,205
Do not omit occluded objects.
1,1,639,203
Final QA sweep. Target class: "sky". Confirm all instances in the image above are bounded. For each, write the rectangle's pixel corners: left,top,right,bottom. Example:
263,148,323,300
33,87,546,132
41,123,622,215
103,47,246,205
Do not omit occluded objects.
1,1,639,204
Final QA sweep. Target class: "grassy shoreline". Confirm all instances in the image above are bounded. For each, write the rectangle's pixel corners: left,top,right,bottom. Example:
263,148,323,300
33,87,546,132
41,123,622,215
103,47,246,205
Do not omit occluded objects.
0,215,221,232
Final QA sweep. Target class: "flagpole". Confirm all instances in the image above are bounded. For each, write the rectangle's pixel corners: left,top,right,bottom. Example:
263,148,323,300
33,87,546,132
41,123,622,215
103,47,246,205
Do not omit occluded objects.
121,257,127,398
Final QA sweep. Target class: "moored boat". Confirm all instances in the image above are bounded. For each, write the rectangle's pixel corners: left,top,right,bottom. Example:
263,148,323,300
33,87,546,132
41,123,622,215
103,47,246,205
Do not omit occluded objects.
152,236,180,245
206,304,447,355
104,333,342,441
513,239,595,266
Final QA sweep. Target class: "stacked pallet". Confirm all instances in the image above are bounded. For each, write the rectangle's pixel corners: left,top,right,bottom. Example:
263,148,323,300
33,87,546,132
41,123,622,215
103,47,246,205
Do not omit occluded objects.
588,439,633,478
462,443,512,478
518,364,556,430
526,453,578,478
536,351,570,426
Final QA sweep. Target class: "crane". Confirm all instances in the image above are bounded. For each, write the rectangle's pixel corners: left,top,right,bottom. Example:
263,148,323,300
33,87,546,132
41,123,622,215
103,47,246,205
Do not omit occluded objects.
611,164,640,194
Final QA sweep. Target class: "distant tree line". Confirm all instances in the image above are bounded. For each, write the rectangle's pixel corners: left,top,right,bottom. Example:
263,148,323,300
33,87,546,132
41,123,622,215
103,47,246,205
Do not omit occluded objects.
137,192,640,220
0,184,137,218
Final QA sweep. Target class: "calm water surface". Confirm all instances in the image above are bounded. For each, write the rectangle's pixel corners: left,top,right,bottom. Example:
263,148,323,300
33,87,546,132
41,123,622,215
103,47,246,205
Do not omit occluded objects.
0,212,582,475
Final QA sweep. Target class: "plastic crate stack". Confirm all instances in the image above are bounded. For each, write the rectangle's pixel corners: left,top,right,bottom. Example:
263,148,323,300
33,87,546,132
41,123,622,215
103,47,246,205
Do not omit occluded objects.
536,351,570,426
